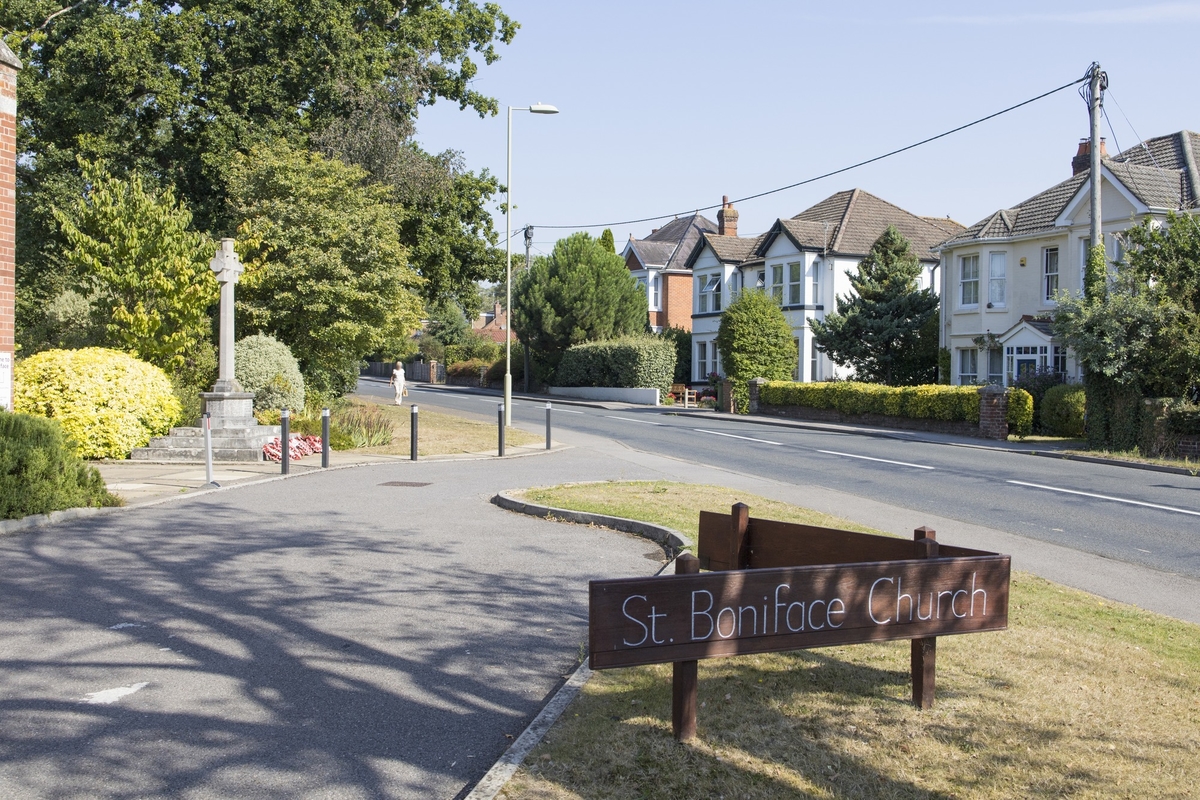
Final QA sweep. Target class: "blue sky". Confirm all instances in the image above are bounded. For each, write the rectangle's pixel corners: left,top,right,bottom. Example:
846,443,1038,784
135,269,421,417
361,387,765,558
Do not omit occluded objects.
413,1,1200,257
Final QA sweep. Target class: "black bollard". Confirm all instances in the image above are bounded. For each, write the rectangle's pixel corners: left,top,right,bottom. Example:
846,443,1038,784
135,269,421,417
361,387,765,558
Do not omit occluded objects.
498,403,505,457
410,405,418,461
545,402,552,450
321,407,330,468
280,408,290,475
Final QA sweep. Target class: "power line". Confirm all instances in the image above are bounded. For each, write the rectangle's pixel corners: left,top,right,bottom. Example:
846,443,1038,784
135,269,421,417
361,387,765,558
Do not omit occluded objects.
537,72,1091,231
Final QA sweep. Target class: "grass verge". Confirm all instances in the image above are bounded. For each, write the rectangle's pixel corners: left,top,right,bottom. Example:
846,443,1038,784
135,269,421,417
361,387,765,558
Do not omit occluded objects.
351,395,540,457
500,481,1200,800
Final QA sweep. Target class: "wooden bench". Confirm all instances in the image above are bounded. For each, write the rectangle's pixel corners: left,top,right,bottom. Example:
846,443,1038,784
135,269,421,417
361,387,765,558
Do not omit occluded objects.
671,384,697,408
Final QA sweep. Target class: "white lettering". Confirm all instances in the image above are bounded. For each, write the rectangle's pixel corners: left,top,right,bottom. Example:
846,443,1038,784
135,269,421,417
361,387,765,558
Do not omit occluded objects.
774,583,790,633
826,598,846,628
807,599,826,631
786,601,806,632
622,595,649,646
869,577,894,624
716,607,737,639
691,590,714,640
971,572,987,616
952,589,968,618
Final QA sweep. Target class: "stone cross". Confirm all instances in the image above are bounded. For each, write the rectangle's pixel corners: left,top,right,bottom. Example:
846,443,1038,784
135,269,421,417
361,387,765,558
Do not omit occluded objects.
209,238,244,393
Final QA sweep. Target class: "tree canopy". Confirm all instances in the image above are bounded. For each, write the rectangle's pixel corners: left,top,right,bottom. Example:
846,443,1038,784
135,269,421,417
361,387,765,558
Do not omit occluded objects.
715,288,794,384
810,226,939,385
510,232,646,383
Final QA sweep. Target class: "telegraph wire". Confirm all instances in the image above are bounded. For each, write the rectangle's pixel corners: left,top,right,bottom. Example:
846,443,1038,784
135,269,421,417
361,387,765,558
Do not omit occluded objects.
536,72,1092,231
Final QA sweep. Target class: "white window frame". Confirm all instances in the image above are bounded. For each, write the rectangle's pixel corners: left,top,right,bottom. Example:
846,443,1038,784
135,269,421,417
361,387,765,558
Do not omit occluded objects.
1043,247,1059,303
648,272,661,311
696,275,708,314
787,262,802,305
987,348,1004,385
811,261,820,306
770,265,784,302
987,252,1006,308
810,336,819,381
960,254,979,308
696,341,708,382
958,348,978,385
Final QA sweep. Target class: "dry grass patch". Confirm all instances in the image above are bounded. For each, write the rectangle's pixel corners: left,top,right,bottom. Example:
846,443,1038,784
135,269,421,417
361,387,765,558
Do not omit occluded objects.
501,481,1200,800
350,395,539,456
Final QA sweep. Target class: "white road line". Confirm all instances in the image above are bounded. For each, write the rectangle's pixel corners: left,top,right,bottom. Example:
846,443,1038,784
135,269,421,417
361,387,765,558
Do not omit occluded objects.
816,450,935,470
1007,480,1200,517
694,429,781,446
81,682,149,705
604,416,662,426
554,408,584,414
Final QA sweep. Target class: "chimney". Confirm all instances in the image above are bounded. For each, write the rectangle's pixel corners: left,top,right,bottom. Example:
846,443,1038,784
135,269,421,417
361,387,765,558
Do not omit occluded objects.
717,195,739,237
1072,137,1107,176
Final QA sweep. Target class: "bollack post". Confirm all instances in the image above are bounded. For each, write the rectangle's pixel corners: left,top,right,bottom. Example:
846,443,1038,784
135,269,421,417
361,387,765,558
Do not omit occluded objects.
498,403,506,456
202,412,215,486
410,405,418,461
911,526,939,709
280,408,290,475
672,553,701,741
545,402,552,450
321,407,330,468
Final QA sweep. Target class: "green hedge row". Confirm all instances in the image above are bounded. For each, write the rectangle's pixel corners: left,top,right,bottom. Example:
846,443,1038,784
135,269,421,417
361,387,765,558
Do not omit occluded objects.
760,381,983,423
1006,387,1034,438
555,336,676,398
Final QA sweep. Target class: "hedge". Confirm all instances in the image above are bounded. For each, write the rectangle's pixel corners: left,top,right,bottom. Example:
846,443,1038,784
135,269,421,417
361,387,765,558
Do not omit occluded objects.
760,381,983,423
14,348,181,459
555,336,676,398
235,333,305,413
1006,387,1034,438
1042,384,1086,437
0,411,121,519
446,358,491,379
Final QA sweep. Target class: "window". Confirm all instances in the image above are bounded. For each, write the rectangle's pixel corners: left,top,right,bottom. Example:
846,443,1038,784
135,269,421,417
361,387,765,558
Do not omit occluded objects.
958,349,977,384
988,252,1006,307
960,255,979,306
1043,247,1059,302
792,337,801,381
696,275,707,313
696,341,708,382
788,263,802,305
756,270,766,289
698,274,721,313
649,273,661,310
1053,345,1067,376
987,349,1004,385
771,265,784,302
810,337,819,381
712,278,722,311
812,261,820,305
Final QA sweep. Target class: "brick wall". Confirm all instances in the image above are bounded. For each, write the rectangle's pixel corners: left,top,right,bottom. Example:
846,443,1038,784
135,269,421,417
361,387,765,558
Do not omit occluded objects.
0,48,20,411
978,386,1009,440
662,272,692,331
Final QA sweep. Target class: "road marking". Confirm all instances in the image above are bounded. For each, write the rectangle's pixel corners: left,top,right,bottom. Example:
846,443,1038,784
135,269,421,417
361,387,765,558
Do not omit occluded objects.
816,450,935,470
604,416,662,426
1007,480,1200,517
554,408,584,414
81,682,149,705
694,429,781,446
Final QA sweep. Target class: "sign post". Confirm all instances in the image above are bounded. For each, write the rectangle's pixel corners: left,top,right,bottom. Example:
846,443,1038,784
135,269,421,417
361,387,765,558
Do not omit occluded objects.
589,505,1010,737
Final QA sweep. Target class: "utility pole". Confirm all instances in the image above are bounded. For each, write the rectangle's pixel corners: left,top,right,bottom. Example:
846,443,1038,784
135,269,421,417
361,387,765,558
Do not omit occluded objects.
1085,61,1108,299
523,225,533,392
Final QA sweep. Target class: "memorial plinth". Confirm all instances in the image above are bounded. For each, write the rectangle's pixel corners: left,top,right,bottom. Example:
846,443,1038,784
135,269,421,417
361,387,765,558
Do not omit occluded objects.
131,239,280,462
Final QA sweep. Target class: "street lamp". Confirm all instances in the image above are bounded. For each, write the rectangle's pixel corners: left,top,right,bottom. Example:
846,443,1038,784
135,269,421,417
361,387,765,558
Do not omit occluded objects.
505,102,558,427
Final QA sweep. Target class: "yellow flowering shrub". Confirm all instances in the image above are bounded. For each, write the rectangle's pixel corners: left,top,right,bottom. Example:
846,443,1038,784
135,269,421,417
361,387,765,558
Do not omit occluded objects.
14,348,181,459
760,381,983,424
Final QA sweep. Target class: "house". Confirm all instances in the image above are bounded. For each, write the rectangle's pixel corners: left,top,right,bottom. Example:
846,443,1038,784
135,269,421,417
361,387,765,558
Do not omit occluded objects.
472,302,508,344
623,210,720,332
685,190,964,384
935,131,1200,386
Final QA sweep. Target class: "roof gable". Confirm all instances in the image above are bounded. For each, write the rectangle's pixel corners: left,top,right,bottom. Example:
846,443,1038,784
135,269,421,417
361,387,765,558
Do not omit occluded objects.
627,212,718,271
790,188,962,260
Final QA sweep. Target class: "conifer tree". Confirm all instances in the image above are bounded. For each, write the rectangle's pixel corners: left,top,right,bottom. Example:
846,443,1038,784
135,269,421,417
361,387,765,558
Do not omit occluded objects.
599,228,616,253
810,225,939,385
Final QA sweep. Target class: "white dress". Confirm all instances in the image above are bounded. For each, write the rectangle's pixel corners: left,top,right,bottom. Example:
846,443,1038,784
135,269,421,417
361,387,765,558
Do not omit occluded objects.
391,366,406,404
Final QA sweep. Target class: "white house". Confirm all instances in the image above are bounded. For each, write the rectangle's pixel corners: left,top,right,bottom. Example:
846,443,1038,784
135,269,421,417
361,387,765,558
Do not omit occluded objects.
685,190,963,384
935,131,1200,386
622,212,717,333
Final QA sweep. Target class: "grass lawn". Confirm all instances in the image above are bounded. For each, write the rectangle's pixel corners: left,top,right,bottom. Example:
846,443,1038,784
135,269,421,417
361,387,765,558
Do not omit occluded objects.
347,395,540,457
500,481,1200,800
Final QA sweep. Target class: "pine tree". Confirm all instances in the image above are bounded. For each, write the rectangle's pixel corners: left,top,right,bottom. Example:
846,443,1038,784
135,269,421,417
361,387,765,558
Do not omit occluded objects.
810,226,939,385
599,228,616,253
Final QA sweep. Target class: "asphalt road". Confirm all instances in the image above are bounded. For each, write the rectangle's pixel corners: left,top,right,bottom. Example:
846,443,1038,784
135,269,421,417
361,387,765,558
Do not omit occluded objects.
366,381,1200,582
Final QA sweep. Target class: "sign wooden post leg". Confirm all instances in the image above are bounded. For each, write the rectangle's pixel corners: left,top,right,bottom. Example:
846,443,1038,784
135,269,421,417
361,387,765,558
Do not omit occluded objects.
912,526,939,709
672,553,700,741
730,502,749,569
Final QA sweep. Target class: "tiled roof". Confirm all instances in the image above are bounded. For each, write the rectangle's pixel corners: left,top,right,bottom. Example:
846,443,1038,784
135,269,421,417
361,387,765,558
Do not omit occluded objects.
942,130,1200,248
627,212,718,271
704,232,764,263
781,188,962,260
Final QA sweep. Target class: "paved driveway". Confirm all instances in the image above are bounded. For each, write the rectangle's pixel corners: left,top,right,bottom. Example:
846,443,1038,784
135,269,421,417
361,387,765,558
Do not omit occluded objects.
0,453,667,799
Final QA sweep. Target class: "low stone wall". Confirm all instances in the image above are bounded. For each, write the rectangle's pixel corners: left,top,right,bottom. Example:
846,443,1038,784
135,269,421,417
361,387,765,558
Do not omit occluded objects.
547,386,660,405
1176,436,1200,459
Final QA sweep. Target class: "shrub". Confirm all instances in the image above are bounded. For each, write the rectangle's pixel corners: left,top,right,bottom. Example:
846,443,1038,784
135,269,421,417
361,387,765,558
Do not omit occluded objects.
1042,384,1086,437
332,403,393,448
235,334,306,413
444,332,502,366
14,348,181,459
555,336,676,399
446,358,491,379
1163,401,1200,436
0,411,121,519
659,326,692,384
759,381,982,423
1013,367,1066,432
171,340,218,427
1006,387,1034,438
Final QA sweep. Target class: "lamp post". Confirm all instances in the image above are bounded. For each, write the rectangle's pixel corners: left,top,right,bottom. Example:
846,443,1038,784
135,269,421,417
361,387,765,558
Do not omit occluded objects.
505,102,558,426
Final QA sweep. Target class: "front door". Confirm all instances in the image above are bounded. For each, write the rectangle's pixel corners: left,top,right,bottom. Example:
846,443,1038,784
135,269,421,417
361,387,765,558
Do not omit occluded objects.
1016,359,1037,380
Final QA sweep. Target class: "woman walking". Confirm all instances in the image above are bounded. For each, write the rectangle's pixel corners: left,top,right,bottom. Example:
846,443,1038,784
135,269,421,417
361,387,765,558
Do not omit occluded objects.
389,360,406,405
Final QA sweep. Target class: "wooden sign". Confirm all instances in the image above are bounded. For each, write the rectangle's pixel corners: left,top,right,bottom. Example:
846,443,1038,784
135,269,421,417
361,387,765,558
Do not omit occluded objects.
590,555,1009,669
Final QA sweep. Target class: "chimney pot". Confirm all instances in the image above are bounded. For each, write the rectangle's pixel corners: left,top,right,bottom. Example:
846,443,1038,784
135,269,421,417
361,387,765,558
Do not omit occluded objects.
717,197,739,237
1072,137,1108,176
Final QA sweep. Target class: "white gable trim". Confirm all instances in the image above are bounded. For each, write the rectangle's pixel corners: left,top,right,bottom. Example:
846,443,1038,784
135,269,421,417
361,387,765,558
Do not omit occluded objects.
998,320,1054,345
1056,166,1151,227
